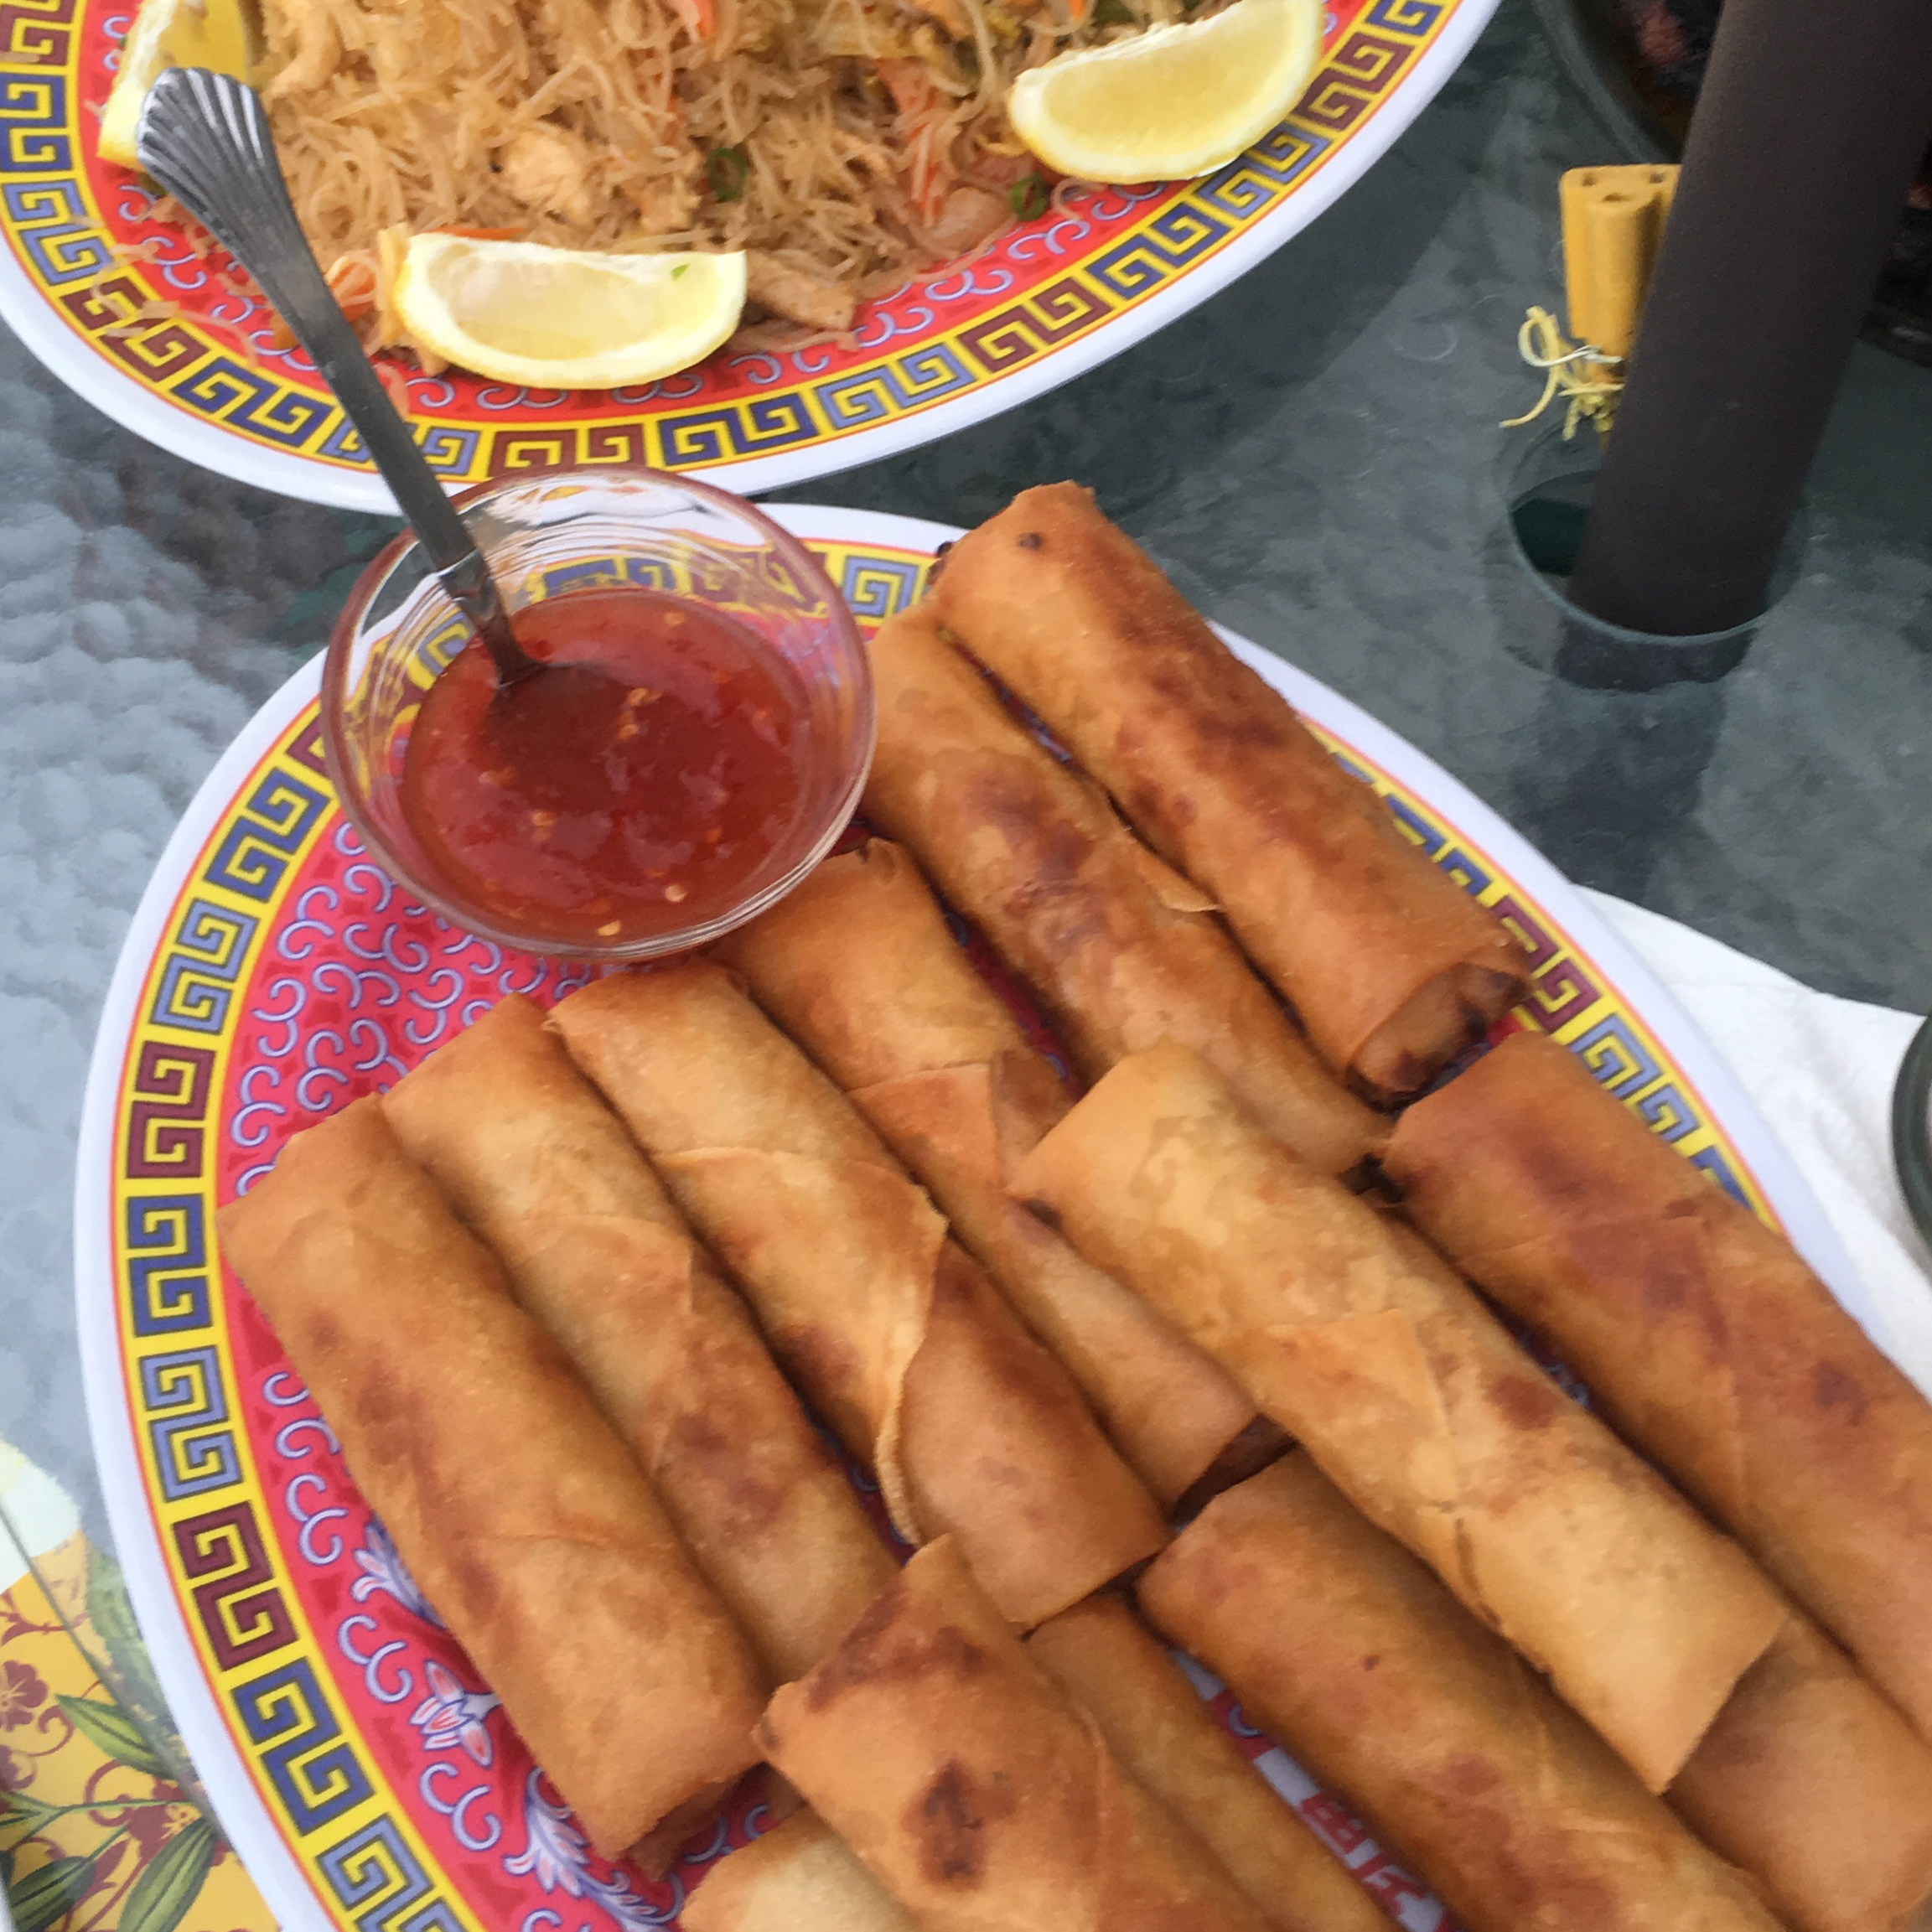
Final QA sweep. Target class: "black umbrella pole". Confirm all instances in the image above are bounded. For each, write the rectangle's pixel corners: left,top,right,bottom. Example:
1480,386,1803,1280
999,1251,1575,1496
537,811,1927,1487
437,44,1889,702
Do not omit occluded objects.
1565,0,1932,638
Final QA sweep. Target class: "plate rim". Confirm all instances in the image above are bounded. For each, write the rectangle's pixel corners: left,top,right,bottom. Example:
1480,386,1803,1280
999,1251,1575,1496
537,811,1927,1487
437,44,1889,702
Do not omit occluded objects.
4,0,1501,512
74,500,1867,1932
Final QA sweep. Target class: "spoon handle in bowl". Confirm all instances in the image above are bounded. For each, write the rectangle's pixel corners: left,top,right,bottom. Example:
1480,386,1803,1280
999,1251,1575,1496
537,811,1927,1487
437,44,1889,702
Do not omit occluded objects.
135,67,531,676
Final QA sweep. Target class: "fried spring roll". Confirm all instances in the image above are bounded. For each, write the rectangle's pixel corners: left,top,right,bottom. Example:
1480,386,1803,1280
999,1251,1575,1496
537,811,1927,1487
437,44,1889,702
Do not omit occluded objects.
1383,1028,1932,1743
1027,1597,1389,1932
1670,1615,1932,1932
215,1100,764,1862
714,840,1272,1507
859,602,1384,1170
1013,1043,1784,1790
549,965,1167,1629
383,995,896,1686
759,1538,1275,1932
681,1813,918,1932
932,484,1529,1101
1139,1458,1786,1932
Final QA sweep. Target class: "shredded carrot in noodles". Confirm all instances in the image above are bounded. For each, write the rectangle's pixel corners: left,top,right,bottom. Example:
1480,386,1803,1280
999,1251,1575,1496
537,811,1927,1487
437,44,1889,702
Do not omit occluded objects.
252,0,1194,348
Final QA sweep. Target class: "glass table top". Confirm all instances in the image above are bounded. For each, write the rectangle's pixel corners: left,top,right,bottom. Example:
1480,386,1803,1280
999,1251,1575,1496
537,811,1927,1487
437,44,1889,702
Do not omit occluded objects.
1,0,1929,1889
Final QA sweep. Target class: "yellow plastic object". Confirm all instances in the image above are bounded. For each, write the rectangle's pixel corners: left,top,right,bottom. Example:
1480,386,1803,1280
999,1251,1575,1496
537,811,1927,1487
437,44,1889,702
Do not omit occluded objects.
99,0,256,168
1008,0,1323,185
393,236,747,389
1559,163,1678,362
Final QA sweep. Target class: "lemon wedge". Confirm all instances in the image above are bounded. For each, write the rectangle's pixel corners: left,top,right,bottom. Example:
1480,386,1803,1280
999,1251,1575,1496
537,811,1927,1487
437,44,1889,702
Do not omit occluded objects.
1009,0,1323,184
99,0,255,168
392,236,748,390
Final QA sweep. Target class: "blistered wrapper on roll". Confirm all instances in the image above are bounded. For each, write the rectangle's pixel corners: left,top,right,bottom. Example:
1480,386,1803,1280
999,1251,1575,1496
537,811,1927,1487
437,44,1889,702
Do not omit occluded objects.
1384,1028,1932,1746
384,993,896,1687
759,1537,1277,1932
1027,1595,1390,1932
550,964,1167,1629
860,600,1384,1169
215,1098,765,1862
1670,1613,1932,1932
1138,1457,1786,1932
716,839,1272,1507
1013,1042,1784,1789
932,483,1527,1100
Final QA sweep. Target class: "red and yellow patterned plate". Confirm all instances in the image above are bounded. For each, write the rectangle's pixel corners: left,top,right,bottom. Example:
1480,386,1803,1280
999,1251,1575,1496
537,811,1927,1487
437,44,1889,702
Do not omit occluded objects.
0,0,1496,508
74,505,1867,1932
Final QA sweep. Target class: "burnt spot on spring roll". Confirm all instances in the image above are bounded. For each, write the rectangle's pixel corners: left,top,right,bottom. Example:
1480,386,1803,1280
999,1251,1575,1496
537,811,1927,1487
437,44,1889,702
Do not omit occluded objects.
932,484,1528,1101
215,1099,765,1862
759,1538,1277,1932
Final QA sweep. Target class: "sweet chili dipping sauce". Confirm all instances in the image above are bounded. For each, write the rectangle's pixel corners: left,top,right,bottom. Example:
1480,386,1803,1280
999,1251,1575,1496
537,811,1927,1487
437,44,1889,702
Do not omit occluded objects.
400,588,808,945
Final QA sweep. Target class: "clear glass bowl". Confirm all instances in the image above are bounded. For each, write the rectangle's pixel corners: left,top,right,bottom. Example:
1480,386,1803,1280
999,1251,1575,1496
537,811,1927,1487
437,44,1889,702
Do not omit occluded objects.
321,467,873,961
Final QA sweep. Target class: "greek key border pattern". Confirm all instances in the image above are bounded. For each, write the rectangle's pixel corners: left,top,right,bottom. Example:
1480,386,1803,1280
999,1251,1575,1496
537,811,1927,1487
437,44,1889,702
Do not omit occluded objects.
1,0,1455,479
103,540,927,1932
111,708,476,1932
106,538,1771,1932
1309,724,1767,1217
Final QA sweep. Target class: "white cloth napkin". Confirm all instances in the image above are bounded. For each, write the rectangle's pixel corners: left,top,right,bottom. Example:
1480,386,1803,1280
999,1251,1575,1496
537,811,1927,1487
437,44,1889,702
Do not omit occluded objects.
1585,889,1932,1400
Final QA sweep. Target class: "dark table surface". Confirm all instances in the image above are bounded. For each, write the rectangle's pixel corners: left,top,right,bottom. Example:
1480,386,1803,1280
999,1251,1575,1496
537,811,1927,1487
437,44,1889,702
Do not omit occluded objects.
4,0,1929,1516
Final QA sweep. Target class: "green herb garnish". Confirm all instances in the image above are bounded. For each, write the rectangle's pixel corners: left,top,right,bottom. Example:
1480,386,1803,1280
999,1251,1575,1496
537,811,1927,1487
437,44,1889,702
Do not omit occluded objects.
707,146,750,201
1008,174,1049,221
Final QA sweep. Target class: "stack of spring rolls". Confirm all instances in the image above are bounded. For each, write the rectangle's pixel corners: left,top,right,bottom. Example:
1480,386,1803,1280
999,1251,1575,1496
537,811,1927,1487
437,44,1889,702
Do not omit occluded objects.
216,482,1932,1932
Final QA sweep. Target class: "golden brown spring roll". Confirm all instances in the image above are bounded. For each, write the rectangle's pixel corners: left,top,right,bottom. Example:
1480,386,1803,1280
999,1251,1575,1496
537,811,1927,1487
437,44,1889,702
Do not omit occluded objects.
1670,1614,1932,1932
1027,1597,1389,1932
549,964,1166,1629
383,994,897,1686
681,1813,918,1932
1139,1457,1785,1932
713,840,1272,1507
215,1099,764,1862
859,602,1384,1170
1013,1043,1784,1790
932,484,1529,1101
759,1537,1275,1932
1383,1028,1932,1743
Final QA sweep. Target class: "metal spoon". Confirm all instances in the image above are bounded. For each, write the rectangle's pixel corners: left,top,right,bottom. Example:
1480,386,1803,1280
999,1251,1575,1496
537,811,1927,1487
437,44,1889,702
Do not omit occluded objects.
135,66,546,688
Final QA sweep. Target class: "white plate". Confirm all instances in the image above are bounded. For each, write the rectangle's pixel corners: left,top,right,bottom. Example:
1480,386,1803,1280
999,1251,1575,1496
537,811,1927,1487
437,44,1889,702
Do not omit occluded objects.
75,505,1863,1932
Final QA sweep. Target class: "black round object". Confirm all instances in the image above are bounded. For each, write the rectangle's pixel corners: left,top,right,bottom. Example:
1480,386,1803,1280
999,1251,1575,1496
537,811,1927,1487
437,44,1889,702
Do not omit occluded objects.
1531,0,1932,366
1893,1013,1932,1253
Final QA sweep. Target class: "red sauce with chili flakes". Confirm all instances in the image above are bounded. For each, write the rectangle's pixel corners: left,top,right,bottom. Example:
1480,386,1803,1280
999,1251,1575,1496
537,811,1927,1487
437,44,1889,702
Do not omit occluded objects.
400,588,807,945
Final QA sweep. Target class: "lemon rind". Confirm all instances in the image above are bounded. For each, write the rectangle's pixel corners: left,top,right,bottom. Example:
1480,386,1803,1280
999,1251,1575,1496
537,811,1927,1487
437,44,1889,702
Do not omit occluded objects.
391,239,748,391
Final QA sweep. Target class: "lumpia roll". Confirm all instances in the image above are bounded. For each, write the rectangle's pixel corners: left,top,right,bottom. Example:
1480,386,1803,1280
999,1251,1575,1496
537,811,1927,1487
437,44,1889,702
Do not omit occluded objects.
215,1099,764,1862
858,603,1383,1170
1670,1615,1932,1932
932,484,1528,1101
681,1813,918,1932
714,840,1271,1506
759,1538,1275,1932
1013,1043,1784,1790
1026,1596,1389,1932
1138,1457,1785,1932
383,994,896,1686
1383,1028,1932,1743
549,965,1166,1629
